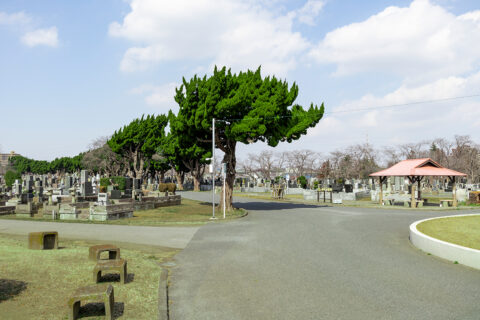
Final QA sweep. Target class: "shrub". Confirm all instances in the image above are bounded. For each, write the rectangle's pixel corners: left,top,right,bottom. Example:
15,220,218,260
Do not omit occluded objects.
99,177,111,187
313,181,319,189
167,183,176,193
5,170,21,187
159,183,176,194
111,176,126,191
298,176,308,189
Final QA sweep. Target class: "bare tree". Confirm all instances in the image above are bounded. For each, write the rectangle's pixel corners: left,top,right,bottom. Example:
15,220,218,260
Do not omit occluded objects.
249,150,277,181
82,136,128,176
287,150,319,178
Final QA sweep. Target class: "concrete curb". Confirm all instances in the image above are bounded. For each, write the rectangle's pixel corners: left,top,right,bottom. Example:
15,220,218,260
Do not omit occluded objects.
158,268,169,320
409,214,480,270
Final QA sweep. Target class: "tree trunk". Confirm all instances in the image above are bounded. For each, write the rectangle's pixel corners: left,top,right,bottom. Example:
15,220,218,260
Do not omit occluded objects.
176,171,184,191
219,142,236,212
160,171,165,183
193,176,201,191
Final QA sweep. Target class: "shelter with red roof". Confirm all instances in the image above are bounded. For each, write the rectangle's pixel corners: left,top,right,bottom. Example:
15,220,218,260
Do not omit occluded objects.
369,158,466,207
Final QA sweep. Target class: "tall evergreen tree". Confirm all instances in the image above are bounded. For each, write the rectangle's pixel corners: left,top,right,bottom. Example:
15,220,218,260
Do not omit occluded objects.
108,114,168,179
175,66,324,210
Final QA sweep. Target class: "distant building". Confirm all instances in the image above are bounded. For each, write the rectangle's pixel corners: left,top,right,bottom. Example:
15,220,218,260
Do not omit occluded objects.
0,151,20,174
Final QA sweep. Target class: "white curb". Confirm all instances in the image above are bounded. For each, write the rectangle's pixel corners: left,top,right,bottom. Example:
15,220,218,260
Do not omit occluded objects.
409,214,480,270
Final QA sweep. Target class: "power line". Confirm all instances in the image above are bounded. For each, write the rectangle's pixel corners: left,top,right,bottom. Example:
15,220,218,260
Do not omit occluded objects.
325,94,480,115
214,93,480,122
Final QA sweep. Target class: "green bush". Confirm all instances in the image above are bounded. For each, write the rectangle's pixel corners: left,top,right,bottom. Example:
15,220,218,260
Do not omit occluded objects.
99,177,111,187
298,176,308,189
159,183,176,194
313,181,319,189
159,183,167,193
4,170,21,187
111,176,126,191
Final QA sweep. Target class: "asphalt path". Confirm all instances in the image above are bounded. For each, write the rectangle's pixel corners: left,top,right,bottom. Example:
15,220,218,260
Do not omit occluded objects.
170,192,480,320
0,219,199,249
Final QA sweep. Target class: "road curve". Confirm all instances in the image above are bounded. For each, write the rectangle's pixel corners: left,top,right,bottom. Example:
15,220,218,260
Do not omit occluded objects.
170,192,480,320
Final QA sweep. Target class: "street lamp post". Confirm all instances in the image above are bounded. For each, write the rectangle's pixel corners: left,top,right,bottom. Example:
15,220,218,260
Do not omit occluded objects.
210,118,217,220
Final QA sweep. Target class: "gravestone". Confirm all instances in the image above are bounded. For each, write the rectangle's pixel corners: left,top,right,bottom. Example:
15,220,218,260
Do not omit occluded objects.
97,193,109,206
14,182,22,196
81,170,89,184
25,176,34,193
65,175,73,189
110,190,121,199
80,170,93,196
125,177,133,190
133,179,140,190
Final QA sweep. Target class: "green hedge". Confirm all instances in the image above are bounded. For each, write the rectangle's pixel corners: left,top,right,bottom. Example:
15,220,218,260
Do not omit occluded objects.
111,176,126,191
5,170,21,187
99,177,111,187
99,176,126,190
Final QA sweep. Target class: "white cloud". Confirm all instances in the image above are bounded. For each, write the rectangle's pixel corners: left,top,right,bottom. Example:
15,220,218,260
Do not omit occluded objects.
109,0,310,76
295,0,324,26
130,82,179,113
0,11,59,48
310,0,480,82
0,11,31,26
21,27,58,47
315,71,480,148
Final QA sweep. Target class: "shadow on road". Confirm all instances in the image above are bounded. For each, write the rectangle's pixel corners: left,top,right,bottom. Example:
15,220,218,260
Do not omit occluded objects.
234,201,329,211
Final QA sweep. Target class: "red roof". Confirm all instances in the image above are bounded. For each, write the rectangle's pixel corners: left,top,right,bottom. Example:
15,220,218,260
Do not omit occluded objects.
370,158,466,177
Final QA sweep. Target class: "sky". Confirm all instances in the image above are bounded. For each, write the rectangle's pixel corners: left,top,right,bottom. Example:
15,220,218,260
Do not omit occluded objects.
1,0,479,161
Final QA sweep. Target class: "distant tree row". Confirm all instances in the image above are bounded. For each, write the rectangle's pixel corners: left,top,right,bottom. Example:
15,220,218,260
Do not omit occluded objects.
9,154,84,175
238,135,480,183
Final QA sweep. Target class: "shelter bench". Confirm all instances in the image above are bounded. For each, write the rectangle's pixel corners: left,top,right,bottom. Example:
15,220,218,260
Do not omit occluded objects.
404,200,424,208
89,244,120,261
440,199,453,207
68,284,114,320
28,231,58,250
94,258,127,284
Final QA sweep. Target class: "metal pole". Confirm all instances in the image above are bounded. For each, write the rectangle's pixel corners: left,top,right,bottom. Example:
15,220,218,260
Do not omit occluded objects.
223,166,226,219
211,118,216,219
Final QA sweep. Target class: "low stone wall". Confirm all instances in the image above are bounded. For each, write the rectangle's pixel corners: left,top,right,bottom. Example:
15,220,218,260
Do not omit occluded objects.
15,203,40,217
0,206,15,215
303,190,357,202
89,203,134,221
59,202,91,220
42,204,60,219
133,195,181,211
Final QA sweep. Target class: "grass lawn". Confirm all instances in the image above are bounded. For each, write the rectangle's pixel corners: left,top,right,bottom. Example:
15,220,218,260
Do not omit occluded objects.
0,198,246,226
0,234,178,319
417,215,480,250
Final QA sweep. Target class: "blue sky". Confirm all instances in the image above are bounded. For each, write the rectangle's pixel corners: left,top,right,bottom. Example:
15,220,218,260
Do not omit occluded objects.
1,0,479,161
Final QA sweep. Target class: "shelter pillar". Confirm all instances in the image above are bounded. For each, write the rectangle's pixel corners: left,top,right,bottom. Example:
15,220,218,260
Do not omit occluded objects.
379,176,386,205
411,184,416,208
451,176,457,207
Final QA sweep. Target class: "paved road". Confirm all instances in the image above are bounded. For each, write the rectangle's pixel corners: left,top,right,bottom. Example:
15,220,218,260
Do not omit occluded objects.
0,220,199,249
170,192,480,319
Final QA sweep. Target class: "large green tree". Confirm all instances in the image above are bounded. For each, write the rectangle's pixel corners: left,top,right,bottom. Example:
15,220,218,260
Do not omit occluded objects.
175,66,324,210
108,114,168,179
168,101,211,191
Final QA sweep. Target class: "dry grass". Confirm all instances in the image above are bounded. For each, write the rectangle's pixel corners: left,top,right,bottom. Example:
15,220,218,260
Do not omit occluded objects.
0,199,246,226
416,215,480,250
0,234,178,319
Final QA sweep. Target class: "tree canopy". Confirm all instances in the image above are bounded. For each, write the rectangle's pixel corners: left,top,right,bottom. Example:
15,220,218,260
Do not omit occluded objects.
175,66,324,209
107,114,169,178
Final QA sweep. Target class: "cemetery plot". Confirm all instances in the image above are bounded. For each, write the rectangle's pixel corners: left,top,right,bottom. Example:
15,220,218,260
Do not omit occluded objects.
0,234,177,319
